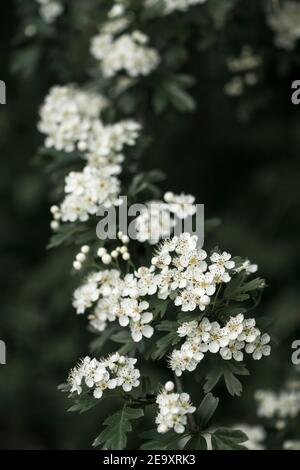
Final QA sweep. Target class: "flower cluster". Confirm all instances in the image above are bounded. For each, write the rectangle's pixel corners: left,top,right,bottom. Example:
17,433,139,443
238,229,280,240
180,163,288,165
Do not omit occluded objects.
90,30,160,78
268,1,300,50
170,315,271,376
255,388,300,420
146,0,207,15
134,193,196,244
38,85,107,153
155,381,196,434
73,269,154,342
151,233,234,310
39,86,141,225
36,0,63,23
224,46,262,97
68,353,140,399
53,166,121,223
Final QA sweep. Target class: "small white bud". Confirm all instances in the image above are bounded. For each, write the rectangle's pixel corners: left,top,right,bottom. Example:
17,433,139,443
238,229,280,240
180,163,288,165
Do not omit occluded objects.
165,381,175,392
201,295,210,306
102,254,112,265
50,220,59,230
73,261,82,270
117,231,123,239
111,250,119,258
81,245,90,254
120,246,128,254
76,253,86,263
121,235,129,244
122,252,130,261
50,205,59,214
164,192,174,203
97,247,107,257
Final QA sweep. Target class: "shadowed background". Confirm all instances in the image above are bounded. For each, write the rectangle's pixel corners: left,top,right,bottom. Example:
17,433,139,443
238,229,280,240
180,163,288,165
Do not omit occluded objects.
0,0,299,449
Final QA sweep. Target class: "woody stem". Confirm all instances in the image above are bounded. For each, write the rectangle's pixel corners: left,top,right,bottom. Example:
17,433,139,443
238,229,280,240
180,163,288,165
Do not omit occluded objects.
174,374,199,434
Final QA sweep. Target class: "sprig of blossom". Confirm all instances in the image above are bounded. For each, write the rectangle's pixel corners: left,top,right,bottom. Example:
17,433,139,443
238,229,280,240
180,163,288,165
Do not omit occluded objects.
255,388,300,420
267,1,300,50
155,381,196,434
151,233,235,310
53,166,121,223
73,269,154,342
68,353,140,398
38,85,108,153
90,30,160,78
134,193,197,244
170,315,271,376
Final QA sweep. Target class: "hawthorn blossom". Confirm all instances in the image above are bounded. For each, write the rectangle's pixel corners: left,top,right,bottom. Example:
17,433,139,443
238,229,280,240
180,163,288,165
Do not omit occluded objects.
155,384,196,434
90,31,160,78
68,354,140,399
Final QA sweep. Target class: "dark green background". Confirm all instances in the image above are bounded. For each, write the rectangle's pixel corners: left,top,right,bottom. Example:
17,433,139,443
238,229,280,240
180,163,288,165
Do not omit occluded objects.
0,0,299,449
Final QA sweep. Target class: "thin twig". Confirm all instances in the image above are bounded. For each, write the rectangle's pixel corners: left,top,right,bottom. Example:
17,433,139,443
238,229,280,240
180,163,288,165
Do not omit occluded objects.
174,374,199,434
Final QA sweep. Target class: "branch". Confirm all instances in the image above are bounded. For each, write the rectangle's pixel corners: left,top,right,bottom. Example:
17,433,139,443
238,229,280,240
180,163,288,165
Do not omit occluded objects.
174,375,199,434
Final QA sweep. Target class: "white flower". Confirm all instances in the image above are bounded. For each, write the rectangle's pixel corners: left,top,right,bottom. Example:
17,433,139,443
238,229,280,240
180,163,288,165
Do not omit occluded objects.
156,387,196,434
135,266,159,295
235,259,258,275
245,333,271,360
90,31,160,78
220,340,245,361
207,322,229,353
255,388,300,420
164,192,197,219
210,251,235,270
38,85,107,153
130,311,154,342
73,281,100,314
135,202,174,244
68,354,140,399
238,318,260,343
268,1,300,50
209,263,231,284
226,313,244,340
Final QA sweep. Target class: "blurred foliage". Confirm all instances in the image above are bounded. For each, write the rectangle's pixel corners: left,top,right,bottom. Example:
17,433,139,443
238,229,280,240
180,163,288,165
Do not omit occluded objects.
0,0,300,449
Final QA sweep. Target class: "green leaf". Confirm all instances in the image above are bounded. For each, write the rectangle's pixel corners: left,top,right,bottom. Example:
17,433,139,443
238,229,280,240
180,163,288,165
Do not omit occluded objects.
203,362,249,397
151,331,180,360
184,434,207,450
140,429,182,450
197,393,219,429
93,406,143,450
68,394,98,414
211,428,248,450
89,325,119,353
150,298,169,319
203,367,223,394
166,83,197,113
47,223,85,249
